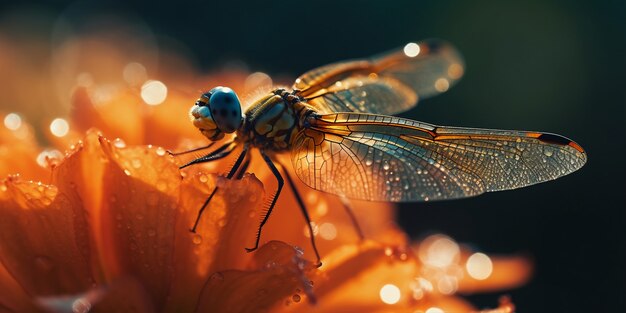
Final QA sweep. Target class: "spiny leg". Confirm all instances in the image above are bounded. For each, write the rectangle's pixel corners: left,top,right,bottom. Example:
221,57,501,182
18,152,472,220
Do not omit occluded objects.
189,143,249,233
167,142,215,156
179,141,236,169
245,151,283,253
339,195,365,241
279,160,322,267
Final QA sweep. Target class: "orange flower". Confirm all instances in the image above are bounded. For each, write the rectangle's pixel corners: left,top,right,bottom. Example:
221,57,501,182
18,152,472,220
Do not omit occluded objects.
0,32,531,313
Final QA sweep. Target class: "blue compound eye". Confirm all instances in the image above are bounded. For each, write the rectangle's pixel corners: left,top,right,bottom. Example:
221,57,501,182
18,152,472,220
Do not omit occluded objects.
207,86,242,133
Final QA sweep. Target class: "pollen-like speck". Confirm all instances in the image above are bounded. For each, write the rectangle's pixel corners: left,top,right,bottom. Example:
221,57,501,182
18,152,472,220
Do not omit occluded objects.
4,113,22,130
141,80,168,105
50,118,70,137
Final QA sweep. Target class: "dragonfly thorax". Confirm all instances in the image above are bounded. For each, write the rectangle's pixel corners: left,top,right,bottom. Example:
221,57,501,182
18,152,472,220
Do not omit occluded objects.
237,89,310,151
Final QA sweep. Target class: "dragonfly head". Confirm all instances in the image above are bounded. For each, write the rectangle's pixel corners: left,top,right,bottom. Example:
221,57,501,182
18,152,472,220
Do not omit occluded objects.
189,86,243,141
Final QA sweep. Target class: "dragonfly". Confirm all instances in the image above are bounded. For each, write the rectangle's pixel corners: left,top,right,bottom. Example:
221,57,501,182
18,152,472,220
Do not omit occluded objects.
172,39,587,266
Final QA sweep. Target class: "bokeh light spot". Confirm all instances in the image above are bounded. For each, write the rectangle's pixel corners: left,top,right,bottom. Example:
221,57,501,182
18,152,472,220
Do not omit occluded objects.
36,149,63,168
403,42,421,57
447,63,464,79
319,222,337,240
379,284,401,304
245,72,272,91
425,307,444,313
50,118,69,137
434,78,450,92
4,113,22,130
123,62,148,86
466,252,493,280
141,80,168,105
418,234,460,268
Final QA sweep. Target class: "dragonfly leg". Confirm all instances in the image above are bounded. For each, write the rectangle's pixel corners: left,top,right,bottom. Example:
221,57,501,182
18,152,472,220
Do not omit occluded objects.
167,142,215,156
339,196,365,241
234,153,252,179
179,141,236,169
279,160,322,267
189,143,249,233
245,151,283,253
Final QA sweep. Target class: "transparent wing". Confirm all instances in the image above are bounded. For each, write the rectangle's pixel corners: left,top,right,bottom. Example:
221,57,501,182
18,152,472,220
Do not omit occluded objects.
293,39,464,115
291,113,586,202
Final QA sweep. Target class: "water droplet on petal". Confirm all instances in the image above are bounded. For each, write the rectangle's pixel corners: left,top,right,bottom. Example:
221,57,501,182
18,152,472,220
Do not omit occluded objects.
113,138,126,148
156,147,166,156
131,159,142,169
156,180,167,191
192,234,203,245
292,294,301,303
208,272,224,283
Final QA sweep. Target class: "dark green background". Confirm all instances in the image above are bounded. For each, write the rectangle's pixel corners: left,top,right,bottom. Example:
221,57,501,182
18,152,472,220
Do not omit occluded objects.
2,0,624,312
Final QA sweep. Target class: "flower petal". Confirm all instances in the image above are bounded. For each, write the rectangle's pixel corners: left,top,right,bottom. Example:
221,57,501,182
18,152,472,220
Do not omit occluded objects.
165,172,268,312
458,254,532,293
36,278,155,313
283,239,429,313
194,241,314,313
0,178,94,296
51,131,181,308
95,135,181,308
0,261,44,312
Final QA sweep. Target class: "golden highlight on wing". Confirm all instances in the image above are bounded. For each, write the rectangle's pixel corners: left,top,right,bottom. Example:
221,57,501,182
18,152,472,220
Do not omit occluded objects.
293,39,464,115
291,113,586,202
